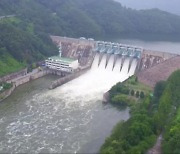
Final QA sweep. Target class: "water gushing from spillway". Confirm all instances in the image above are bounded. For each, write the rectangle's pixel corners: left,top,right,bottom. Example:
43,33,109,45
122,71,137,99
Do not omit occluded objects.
128,59,138,76
121,58,130,75
113,57,122,73
106,55,115,71
0,53,137,153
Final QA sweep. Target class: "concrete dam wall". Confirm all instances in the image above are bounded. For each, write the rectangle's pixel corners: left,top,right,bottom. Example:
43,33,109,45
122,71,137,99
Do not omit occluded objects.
51,36,180,89
51,36,178,73
138,55,180,88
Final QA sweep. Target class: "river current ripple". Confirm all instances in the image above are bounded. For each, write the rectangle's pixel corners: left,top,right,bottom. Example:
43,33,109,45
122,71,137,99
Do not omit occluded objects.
0,53,133,153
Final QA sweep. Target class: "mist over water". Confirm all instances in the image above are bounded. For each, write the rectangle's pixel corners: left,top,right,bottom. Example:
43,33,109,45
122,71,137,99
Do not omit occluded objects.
0,53,137,153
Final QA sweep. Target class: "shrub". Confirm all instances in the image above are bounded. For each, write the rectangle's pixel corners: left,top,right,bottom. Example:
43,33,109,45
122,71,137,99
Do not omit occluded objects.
140,91,145,99
111,94,131,106
136,91,140,98
131,89,135,96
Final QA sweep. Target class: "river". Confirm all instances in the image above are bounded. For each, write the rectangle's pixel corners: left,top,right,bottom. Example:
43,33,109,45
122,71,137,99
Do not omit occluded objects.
0,39,180,153
0,53,133,153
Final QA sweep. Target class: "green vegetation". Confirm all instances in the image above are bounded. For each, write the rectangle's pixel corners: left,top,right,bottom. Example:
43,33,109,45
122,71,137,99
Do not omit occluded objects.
0,82,13,93
0,17,58,76
101,96,157,154
0,53,25,76
109,76,152,107
155,70,180,153
1,0,180,39
1,0,180,76
124,76,152,93
163,109,180,154
101,70,180,154
111,94,132,106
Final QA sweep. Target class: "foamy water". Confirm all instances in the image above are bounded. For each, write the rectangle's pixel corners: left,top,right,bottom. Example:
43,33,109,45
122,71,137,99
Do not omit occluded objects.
0,53,137,153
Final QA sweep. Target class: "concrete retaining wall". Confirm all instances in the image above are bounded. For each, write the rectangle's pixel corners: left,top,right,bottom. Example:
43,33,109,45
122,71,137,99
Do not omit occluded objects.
137,55,180,88
0,67,91,102
15,76,30,87
49,67,90,89
0,85,15,102
15,69,53,87
0,69,52,102
0,69,27,82
30,69,51,80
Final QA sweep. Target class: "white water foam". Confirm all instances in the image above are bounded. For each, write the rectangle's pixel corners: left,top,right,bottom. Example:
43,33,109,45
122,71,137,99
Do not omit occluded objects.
128,59,138,76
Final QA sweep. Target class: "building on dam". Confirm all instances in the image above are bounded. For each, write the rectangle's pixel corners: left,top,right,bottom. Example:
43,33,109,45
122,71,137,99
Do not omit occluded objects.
45,44,79,73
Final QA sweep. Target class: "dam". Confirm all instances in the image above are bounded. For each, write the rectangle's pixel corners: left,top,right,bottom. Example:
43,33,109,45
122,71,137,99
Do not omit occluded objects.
51,36,180,88
0,36,180,153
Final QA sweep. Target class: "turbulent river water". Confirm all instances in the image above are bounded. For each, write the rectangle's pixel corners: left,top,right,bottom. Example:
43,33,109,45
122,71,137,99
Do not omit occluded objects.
0,53,135,153
0,39,179,153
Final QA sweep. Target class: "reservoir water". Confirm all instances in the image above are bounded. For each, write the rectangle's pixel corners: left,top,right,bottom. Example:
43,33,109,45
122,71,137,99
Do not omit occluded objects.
112,38,180,54
0,39,180,153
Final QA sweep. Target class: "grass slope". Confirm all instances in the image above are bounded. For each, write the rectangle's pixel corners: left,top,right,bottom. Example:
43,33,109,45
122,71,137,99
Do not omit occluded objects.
0,54,25,77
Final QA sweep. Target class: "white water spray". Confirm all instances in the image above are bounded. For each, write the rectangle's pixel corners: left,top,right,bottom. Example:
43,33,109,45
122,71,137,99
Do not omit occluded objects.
128,59,137,76
113,57,122,73
106,55,115,71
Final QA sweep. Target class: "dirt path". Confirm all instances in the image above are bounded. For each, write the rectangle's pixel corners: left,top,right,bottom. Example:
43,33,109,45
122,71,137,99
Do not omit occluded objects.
147,134,163,154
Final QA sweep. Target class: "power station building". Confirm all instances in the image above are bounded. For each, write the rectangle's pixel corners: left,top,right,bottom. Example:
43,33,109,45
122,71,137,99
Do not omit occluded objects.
45,45,79,73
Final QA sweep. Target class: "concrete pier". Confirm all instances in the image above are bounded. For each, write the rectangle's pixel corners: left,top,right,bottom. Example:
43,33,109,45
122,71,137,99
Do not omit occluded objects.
49,67,90,89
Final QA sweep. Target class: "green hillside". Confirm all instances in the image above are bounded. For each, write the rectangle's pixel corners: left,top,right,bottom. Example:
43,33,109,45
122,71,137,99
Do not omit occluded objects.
0,53,25,76
1,0,180,76
1,0,180,38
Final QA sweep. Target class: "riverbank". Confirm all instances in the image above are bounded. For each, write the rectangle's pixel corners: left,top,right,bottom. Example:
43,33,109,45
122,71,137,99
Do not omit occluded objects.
0,65,93,103
100,70,180,154
100,76,156,153
0,68,51,102
0,65,130,154
0,84,15,102
103,75,152,104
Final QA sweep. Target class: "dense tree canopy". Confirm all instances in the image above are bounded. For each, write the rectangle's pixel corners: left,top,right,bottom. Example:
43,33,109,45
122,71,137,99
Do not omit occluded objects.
1,0,180,38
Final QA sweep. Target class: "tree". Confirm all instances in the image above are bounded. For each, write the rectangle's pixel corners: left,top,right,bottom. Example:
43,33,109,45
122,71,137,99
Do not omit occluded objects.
111,94,130,106
153,81,166,103
135,76,138,82
131,89,135,96
136,91,140,98
140,91,145,99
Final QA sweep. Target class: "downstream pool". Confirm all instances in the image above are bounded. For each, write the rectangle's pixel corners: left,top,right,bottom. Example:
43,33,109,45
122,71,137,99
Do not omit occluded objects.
0,71,130,153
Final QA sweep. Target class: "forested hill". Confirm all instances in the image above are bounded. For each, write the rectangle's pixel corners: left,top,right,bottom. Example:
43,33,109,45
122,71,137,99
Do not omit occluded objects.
1,0,180,76
1,0,180,38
